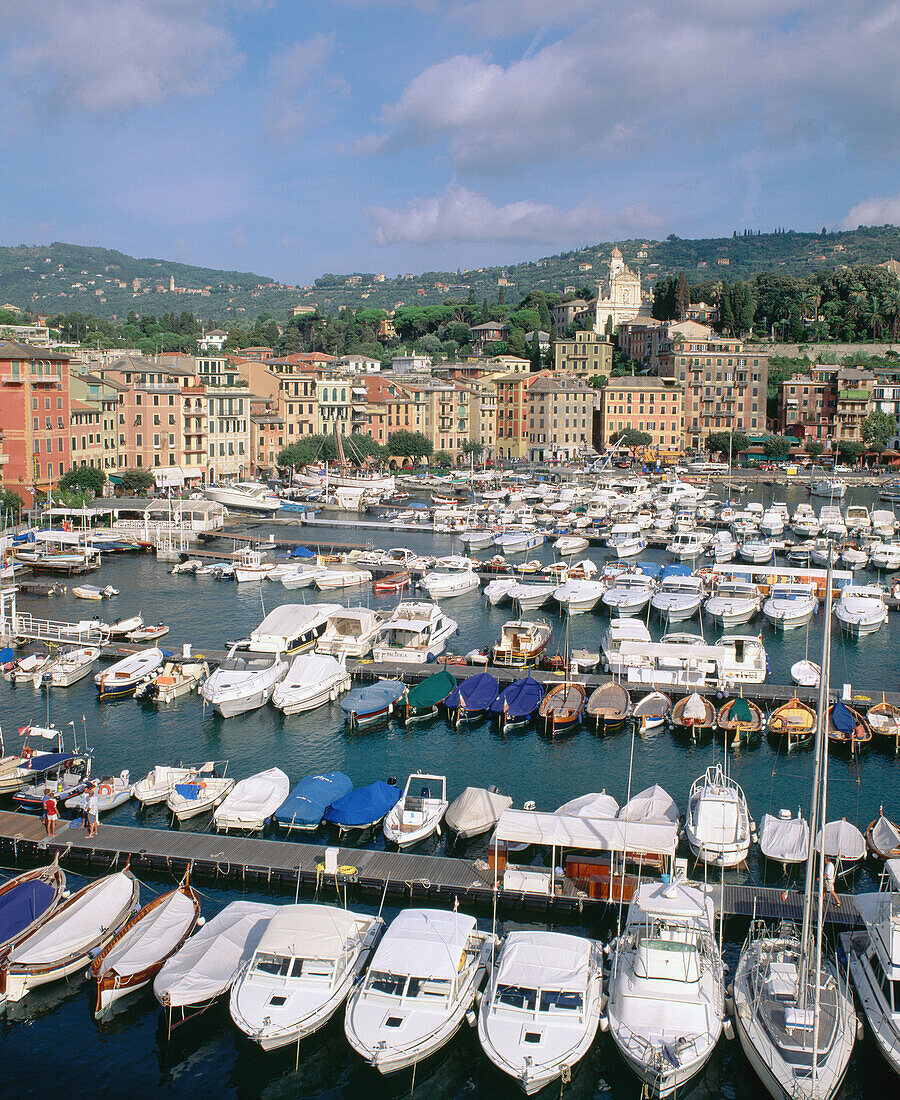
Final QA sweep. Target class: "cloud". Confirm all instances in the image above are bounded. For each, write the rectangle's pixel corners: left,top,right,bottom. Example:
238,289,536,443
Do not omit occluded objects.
367,184,664,246
3,1,243,117
842,193,900,230
265,32,349,141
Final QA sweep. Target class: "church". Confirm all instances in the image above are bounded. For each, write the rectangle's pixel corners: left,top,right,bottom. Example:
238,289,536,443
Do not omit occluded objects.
594,247,643,333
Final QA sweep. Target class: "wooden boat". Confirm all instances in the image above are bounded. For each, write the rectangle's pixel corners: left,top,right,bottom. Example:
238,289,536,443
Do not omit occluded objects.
90,877,200,1016
631,690,671,731
373,570,410,594
480,555,510,574
538,681,585,735
671,691,716,741
585,681,630,734
827,699,872,754
0,857,67,954
866,811,900,859
716,696,764,745
767,696,816,750
867,696,900,752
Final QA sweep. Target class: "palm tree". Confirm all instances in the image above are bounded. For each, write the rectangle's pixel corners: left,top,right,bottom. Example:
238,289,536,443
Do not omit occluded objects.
862,293,885,342
846,287,867,338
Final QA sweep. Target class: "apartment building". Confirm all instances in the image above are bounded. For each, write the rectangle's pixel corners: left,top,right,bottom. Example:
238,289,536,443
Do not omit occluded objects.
70,401,104,469
260,356,317,442
599,376,685,452
70,369,123,473
470,382,497,460
552,331,613,376
495,373,537,460
249,396,284,475
777,374,833,441
526,374,595,462
834,368,876,444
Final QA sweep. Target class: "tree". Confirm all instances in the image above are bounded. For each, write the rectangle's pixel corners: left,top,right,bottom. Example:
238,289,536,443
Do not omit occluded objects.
611,429,652,449
460,440,484,457
118,467,155,495
861,408,898,448
344,433,386,462
674,271,690,320
838,439,865,462
0,489,24,523
433,450,453,467
705,431,748,459
498,286,505,306
529,330,542,372
763,436,792,459
59,464,106,496
805,440,824,458
278,436,329,469
480,298,489,323
387,430,433,459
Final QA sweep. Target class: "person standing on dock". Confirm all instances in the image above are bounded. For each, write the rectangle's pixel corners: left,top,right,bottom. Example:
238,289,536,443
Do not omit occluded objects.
86,783,99,837
825,860,841,909
43,790,59,837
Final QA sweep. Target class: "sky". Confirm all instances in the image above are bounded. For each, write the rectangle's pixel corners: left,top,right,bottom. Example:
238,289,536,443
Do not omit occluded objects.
2,0,900,286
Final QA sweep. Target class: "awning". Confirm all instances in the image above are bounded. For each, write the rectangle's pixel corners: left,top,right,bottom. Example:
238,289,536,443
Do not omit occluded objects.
494,809,678,858
153,467,185,488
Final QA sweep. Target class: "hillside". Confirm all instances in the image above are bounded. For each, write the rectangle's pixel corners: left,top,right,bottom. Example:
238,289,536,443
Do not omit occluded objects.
4,226,900,324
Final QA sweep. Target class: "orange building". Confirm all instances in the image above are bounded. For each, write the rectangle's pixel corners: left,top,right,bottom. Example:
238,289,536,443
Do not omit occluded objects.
599,376,685,452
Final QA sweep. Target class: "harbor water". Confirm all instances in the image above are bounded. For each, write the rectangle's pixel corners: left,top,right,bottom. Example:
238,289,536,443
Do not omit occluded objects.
1,481,897,1098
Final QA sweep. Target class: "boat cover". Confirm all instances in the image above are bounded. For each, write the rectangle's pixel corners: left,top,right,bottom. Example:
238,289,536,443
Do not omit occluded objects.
490,675,544,718
153,901,277,1007
273,772,353,829
24,752,74,773
831,700,856,735
406,670,456,710
494,809,677,857
635,562,662,579
759,814,809,863
556,792,620,818
0,647,14,663
289,546,315,558
445,787,512,837
816,819,867,861
660,564,692,579
370,909,476,980
870,814,900,856
0,880,56,946
618,785,680,825
340,681,406,716
728,697,753,724
100,890,196,977
174,783,202,800
497,931,590,990
324,781,401,827
445,672,499,712
278,653,346,693
214,768,290,823
256,904,369,959
682,693,707,721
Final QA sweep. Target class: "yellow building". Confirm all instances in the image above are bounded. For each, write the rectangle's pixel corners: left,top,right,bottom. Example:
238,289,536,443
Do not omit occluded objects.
553,331,613,377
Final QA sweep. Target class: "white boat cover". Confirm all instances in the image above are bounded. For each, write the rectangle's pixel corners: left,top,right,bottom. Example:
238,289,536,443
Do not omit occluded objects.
9,872,136,965
816,819,866,861
445,787,512,836
556,792,620,819
214,768,290,825
371,909,476,980
494,809,678,858
870,815,900,856
618,785,680,825
759,814,810,863
153,901,277,1007
497,931,589,991
280,653,345,690
682,692,707,720
251,604,337,642
100,890,196,976
255,904,369,959
633,880,709,920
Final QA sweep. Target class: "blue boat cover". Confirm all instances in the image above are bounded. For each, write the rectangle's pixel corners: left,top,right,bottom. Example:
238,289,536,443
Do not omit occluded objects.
0,880,54,944
324,780,401,827
274,771,353,828
490,675,544,719
831,700,856,735
174,783,201,800
0,647,14,663
660,563,692,579
635,561,662,579
289,545,315,558
445,672,499,712
340,680,406,717
12,532,34,544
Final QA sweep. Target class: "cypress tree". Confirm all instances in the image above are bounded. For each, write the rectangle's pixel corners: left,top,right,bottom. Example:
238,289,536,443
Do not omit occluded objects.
530,330,541,372
480,297,489,323
675,271,690,320
498,286,505,306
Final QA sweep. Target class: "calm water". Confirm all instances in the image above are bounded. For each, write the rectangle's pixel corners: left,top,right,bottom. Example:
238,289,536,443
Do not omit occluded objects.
1,482,897,1098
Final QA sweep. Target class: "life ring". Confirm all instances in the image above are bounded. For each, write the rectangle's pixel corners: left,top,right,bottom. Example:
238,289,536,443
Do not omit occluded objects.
199,780,207,790
22,745,32,759
99,782,113,798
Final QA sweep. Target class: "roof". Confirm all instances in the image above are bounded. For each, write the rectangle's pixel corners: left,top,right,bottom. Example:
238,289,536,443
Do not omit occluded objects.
528,375,591,395
470,321,509,332
634,880,708,920
371,909,477,980
494,808,678,857
256,904,367,958
604,375,682,391
497,931,591,990
0,339,68,360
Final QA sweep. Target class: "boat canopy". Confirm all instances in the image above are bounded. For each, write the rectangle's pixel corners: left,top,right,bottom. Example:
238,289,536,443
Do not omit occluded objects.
683,693,708,720
340,681,406,715
406,670,456,709
618,785,680,825
101,890,197,975
660,563,692,579
635,561,662,579
759,814,809,863
445,787,512,835
497,931,590,990
273,772,352,829
556,792,620,819
23,752,76,774
324,781,401,827
372,910,477,980
489,675,544,718
0,880,56,945
256,904,368,959
816,819,867,861
289,546,315,558
445,672,499,712
494,809,678,859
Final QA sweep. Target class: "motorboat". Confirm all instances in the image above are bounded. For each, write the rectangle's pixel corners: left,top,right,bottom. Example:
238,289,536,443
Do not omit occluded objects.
461,529,496,550
569,646,600,673
7,652,54,685
685,763,755,867
420,557,480,598
539,681,586,735
1,869,140,1006
869,542,900,571
840,545,869,570
280,564,328,589
128,622,170,642
478,930,603,1094
445,787,513,839
650,574,704,623
170,559,203,575
371,602,458,664
404,669,456,722
340,680,407,725
104,614,144,638
444,673,499,724
618,784,680,825
231,547,276,583
229,904,383,1052
346,909,495,1075
490,675,544,733
491,620,552,667
272,653,350,714
760,507,785,537
607,523,646,559
602,572,656,618
554,535,590,556
383,773,448,847
133,761,216,806
0,859,67,955
315,567,373,591
826,699,871,754
739,539,775,565
324,780,402,832
818,505,847,540
64,770,133,814
72,584,117,600
203,481,281,514
600,618,652,675
762,582,818,630
792,503,821,538
790,659,821,687
213,767,290,831
666,530,709,560
585,681,630,733
553,578,605,614
90,878,200,1016
510,581,556,612
493,529,544,554
273,772,353,832
47,645,101,688
834,584,888,636
671,692,716,740
484,577,518,606
315,607,384,658
704,579,761,627
768,696,817,750
716,696,764,745
867,696,900,751
94,647,164,699
606,878,724,1098
631,691,672,731
810,473,846,498
758,808,810,868
199,643,288,718
153,900,277,1026
711,530,737,563
166,774,235,821
134,658,209,703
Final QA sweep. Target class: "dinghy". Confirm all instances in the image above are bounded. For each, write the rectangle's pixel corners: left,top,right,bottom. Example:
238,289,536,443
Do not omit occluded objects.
105,614,144,638
671,691,716,740
867,696,900,751
716,696,764,744
0,859,67,955
816,818,867,869
767,696,817,750
133,658,209,703
90,878,200,1016
445,672,499,723
866,812,900,859
64,771,133,814
213,767,290,831
586,681,631,733
323,780,402,832
383,773,448,848
758,809,810,867
404,669,456,722
373,570,411,595
539,681,586,734
167,775,235,821
274,771,353,832
133,761,215,806
790,659,821,687
128,622,170,642
94,647,164,698
229,904,383,1051
445,786,512,839
631,691,671,731
340,679,406,726
272,653,350,714
827,699,871,753
490,675,544,732
48,646,101,688
345,909,495,1075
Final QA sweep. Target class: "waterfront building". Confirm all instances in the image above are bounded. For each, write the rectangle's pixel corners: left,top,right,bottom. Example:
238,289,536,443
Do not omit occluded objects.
599,376,685,453
526,373,595,462
495,372,537,460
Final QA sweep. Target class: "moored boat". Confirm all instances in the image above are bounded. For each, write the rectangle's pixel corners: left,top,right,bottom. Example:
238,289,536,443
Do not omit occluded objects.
538,680,586,735
867,696,900,751
0,858,67,955
490,619,552,667
404,668,456,722
671,691,716,740
94,647,165,698
340,679,407,726
767,696,817,750
827,699,871,753
382,772,448,847
585,681,630,733
213,767,291,832
273,772,353,832
323,780,402,832
444,672,499,724
489,675,544,732
631,690,672,731
716,695,764,744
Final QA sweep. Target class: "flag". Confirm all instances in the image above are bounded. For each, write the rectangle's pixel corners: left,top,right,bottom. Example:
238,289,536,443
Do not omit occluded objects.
781,891,788,901
453,896,459,913
18,726,27,736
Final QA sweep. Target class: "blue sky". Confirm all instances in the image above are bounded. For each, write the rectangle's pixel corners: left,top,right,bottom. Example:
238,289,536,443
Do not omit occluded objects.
3,0,900,285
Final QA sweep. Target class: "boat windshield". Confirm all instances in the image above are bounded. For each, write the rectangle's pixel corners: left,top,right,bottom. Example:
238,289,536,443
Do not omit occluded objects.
495,984,538,1010
254,953,335,981
366,971,451,1001
220,650,277,672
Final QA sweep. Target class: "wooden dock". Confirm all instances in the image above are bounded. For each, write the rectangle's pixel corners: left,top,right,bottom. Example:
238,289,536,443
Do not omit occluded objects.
0,810,862,927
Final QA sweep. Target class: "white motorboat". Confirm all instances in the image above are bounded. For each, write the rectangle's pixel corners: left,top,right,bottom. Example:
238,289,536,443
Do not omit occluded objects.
199,643,288,717
763,582,818,630
491,619,552,667
171,559,203,575
279,564,328,589
420,557,480,599
371,602,458,664
94,647,164,698
64,770,133,814
818,505,847,540
128,622,170,643
133,658,209,703
484,577,518,607
345,909,495,1075
315,607,384,657
229,904,383,1051
383,773,448,848
871,509,897,538
711,530,737,562
1,869,140,1005
840,546,869,570
685,762,755,867
213,767,291,831
203,481,281,514
601,572,656,618
314,567,373,590
461,529,496,550
704,579,761,626
792,503,821,538
231,547,275,583
554,578,606,614
834,583,888,637
479,930,603,1094
493,530,544,554
272,653,350,714
166,774,235,820
791,659,821,687
870,542,900,571
445,786,512,839
510,581,556,612
650,574,704,622
758,808,810,867
666,531,709,560
810,473,846,498
759,507,785,537
606,523,646,559
554,535,589,556
606,878,725,1098
72,584,117,600
47,645,100,687
105,614,144,638
133,761,216,806
618,784,680,824
739,539,775,564
7,652,53,684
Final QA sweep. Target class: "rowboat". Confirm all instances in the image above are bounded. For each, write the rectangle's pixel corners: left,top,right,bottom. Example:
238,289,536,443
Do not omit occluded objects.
585,681,630,734
94,647,164,698
827,699,872,754
489,675,544,733
671,691,716,741
866,811,900,859
538,680,586,735
867,696,900,752
404,669,456,722
0,858,67,955
631,690,671,731
767,696,816,750
373,570,410,594
716,696,764,745
444,673,499,724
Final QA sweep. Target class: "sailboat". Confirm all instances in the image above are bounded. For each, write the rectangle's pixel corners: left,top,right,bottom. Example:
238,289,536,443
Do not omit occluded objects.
732,548,857,1099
